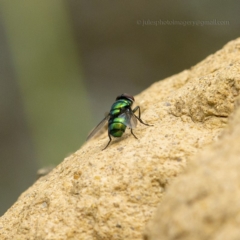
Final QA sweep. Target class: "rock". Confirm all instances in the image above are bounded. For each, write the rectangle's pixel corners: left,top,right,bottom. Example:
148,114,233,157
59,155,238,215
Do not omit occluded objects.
144,39,240,240
1,38,240,240
144,96,240,240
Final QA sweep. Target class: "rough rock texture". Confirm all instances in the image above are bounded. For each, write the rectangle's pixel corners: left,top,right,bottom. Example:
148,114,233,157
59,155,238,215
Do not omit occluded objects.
144,98,240,240
0,38,240,240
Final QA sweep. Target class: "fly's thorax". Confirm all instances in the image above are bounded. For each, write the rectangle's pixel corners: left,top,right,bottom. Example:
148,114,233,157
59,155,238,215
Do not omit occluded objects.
110,99,133,116
109,117,127,137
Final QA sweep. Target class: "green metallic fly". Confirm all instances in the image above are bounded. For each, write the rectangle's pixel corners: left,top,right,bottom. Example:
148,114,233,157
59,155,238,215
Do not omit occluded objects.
87,93,152,150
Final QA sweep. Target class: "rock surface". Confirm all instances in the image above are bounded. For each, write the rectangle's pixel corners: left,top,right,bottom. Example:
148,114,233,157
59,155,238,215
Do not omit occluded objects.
0,38,240,240
144,97,240,240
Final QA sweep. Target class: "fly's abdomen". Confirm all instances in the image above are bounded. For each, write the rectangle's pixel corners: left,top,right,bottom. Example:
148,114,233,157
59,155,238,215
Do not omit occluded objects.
109,117,126,137
110,99,132,116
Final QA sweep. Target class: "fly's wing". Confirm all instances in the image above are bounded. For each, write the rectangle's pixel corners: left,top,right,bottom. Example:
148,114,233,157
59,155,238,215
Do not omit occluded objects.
119,109,138,129
87,114,110,141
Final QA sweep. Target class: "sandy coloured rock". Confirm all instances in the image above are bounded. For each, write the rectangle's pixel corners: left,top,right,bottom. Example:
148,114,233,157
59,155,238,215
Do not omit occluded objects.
0,38,240,240
144,96,240,240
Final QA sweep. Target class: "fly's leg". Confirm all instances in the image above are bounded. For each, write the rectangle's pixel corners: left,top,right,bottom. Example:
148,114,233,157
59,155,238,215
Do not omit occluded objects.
132,106,153,126
102,133,112,150
130,129,138,139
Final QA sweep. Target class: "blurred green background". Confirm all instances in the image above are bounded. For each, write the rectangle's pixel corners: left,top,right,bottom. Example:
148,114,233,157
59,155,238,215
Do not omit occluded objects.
0,0,239,215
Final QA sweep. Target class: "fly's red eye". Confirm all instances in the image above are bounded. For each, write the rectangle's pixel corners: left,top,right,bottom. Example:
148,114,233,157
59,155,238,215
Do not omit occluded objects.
116,93,134,102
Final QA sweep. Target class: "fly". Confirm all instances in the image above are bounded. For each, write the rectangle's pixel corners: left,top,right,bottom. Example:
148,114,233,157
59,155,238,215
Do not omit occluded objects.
87,93,152,150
